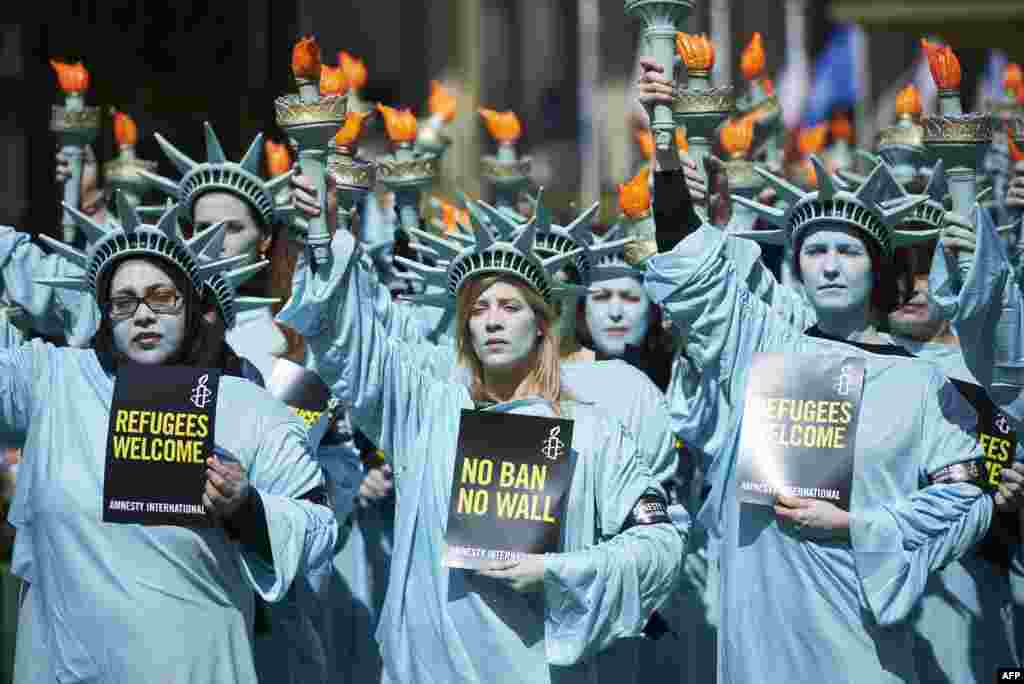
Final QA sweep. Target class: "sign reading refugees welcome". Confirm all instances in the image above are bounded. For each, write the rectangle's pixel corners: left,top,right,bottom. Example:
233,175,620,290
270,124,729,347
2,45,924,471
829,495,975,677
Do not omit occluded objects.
444,410,575,569
737,353,866,510
103,363,220,526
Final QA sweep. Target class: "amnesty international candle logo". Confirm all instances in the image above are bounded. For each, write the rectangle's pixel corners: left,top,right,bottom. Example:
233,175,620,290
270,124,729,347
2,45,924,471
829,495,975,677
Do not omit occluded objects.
541,425,564,461
736,353,866,510
190,374,213,409
103,363,221,527
444,410,576,569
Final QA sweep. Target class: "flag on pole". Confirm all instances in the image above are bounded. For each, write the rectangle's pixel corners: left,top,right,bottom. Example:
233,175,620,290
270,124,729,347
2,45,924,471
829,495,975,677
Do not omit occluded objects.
801,25,865,128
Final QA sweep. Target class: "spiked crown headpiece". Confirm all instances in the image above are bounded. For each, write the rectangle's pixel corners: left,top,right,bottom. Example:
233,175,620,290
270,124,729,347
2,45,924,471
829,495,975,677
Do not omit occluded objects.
36,194,265,330
585,224,644,283
139,122,295,229
182,226,280,329
730,157,928,258
391,192,618,311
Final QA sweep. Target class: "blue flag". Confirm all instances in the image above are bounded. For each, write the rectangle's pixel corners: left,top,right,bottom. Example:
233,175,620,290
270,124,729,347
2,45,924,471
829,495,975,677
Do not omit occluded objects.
802,25,862,127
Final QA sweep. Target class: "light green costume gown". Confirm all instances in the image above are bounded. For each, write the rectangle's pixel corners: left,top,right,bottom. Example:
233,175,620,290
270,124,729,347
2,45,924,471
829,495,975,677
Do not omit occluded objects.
278,228,686,683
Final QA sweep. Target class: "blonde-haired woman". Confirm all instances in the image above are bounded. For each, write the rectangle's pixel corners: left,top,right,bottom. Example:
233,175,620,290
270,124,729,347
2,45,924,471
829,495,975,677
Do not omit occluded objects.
279,218,685,683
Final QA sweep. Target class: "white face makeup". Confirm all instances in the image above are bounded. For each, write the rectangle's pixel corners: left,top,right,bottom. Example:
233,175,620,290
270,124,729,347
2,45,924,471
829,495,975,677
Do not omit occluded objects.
584,276,650,357
798,229,874,319
193,191,268,262
889,273,944,341
468,281,541,374
109,259,188,365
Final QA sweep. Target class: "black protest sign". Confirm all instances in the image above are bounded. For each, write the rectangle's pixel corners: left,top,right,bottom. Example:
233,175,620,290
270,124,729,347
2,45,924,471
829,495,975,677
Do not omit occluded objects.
949,379,1018,492
737,353,866,510
444,410,575,569
265,358,339,448
103,363,220,526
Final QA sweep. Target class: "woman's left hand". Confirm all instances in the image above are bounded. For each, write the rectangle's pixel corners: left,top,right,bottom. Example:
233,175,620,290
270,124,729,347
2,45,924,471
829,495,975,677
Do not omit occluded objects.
994,463,1024,513
204,456,251,521
476,555,545,593
941,211,976,261
774,495,850,541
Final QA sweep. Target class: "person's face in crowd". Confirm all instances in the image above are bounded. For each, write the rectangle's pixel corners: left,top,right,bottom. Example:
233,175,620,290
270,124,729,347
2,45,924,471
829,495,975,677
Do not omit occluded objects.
468,280,541,374
109,259,188,365
585,276,650,357
889,273,944,341
193,192,270,262
799,229,874,318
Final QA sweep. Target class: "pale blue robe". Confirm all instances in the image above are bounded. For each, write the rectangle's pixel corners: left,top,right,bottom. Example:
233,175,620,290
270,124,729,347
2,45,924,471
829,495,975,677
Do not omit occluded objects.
645,223,993,684
278,229,687,684
296,236,684,682
0,225,356,684
930,206,1024,426
700,228,1022,681
0,226,99,346
1,340,337,684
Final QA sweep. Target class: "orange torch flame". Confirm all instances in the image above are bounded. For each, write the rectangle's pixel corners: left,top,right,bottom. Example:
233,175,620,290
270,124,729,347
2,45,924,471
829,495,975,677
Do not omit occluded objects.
619,167,652,218
675,127,689,154
111,109,138,148
428,81,458,123
830,113,853,143
1005,64,1023,96
676,33,715,72
335,111,372,148
292,36,322,81
740,33,766,82
896,85,922,118
339,52,368,91
319,64,348,96
479,108,522,144
635,129,654,161
922,39,961,90
798,124,828,157
50,59,90,94
264,140,292,177
1009,131,1024,164
720,117,754,159
377,104,418,143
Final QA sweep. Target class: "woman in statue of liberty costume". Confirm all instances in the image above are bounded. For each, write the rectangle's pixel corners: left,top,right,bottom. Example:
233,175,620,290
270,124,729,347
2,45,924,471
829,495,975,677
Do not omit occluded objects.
707,155,1024,682
29,124,360,684
1,199,337,684
633,55,1024,684
136,123,364,684
276,198,685,682
289,175,685,683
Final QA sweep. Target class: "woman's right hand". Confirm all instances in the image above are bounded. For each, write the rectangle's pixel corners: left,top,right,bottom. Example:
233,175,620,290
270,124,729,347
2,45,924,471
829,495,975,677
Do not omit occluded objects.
358,465,394,505
55,144,97,185
291,172,321,219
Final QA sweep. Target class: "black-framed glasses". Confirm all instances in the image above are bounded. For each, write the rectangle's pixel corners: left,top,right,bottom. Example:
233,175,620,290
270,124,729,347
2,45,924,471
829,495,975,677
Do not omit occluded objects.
107,288,184,319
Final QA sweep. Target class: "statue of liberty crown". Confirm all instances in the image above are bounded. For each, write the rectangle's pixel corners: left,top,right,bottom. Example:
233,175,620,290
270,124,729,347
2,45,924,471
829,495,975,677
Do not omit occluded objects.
139,122,295,228
184,226,279,329
390,191,597,310
36,193,268,330
730,157,929,258
585,224,644,283
840,159,948,233
398,191,633,312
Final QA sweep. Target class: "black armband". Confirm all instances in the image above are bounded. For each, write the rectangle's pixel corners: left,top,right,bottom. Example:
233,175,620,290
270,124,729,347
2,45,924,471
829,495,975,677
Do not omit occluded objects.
621,489,671,532
928,459,985,486
654,169,702,253
222,489,273,564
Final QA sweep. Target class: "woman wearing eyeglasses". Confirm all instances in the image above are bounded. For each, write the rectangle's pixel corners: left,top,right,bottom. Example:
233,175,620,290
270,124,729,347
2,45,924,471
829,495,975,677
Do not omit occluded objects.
1,203,337,684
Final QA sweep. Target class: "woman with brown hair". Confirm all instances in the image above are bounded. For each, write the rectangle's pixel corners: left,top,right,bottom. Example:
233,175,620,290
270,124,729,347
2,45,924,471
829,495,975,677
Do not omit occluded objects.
278,214,685,683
